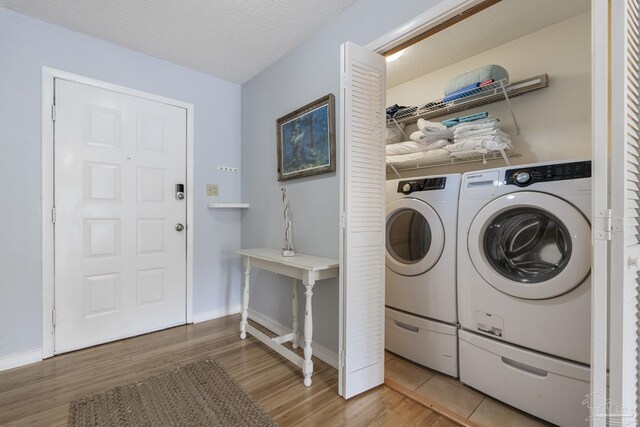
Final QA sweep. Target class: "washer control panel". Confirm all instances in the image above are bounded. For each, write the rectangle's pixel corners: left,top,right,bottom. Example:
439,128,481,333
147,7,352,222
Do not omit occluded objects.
505,160,591,187
397,177,446,195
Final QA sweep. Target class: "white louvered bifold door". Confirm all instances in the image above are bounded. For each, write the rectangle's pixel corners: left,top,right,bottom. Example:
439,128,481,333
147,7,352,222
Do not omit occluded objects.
610,0,640,422
338,41,386,399
590,0,609,422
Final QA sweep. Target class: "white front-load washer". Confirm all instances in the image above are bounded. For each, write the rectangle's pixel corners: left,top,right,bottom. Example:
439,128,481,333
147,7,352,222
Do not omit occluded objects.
457,159,592,426
385,173,460,377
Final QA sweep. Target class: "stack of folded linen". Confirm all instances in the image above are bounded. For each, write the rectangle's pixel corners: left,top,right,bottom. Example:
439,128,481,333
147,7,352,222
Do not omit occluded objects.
386,118,453,166
409,118,454,144
445,113,512,155
385,148,451,167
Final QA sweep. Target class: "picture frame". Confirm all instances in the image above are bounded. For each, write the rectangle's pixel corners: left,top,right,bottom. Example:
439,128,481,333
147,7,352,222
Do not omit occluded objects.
276,94,336,181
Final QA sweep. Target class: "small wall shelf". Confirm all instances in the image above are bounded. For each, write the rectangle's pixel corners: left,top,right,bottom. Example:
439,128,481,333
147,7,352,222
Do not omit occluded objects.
207,203,250,209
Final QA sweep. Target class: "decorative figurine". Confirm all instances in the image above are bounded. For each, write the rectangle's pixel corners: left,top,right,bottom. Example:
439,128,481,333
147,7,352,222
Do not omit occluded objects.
281,188,295,257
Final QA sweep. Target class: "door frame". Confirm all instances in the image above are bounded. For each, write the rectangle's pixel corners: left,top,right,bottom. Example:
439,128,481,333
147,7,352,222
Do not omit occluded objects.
41,67,195,358
344,0,607,404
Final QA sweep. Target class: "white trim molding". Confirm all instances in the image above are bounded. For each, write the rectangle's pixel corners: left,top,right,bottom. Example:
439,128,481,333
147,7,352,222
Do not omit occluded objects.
248,308,339,369
0,349,43,372
193,305,243,324
41,67,195,358
365,0,484,53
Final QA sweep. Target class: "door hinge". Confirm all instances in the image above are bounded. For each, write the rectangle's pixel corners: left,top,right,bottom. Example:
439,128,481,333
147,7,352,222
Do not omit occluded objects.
52,309,56,326
594,209,621,241
340,212,347,229
340,351,346,369
594,209,612,240
51,104,56,122
51,207,56,224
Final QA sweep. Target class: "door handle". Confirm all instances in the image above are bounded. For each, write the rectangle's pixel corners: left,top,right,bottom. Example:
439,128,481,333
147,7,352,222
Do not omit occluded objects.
175,223,185,232
175,184,185,200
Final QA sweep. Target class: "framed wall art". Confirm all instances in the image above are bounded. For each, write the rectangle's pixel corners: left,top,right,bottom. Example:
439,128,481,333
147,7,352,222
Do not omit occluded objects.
276,94,336,181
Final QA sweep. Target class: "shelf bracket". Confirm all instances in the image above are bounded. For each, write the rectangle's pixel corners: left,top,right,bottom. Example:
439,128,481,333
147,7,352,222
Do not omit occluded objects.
388,163,401,178
390,117,407,139
499,148,511,166
498,81,520,135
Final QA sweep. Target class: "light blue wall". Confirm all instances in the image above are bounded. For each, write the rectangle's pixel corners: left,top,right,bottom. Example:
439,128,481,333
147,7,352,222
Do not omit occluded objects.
241,0,444,353
0,8,242,357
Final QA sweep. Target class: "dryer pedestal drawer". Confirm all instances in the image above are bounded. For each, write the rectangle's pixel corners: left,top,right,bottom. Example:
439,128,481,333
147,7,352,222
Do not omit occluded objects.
385,307,458,377
459,329,589,427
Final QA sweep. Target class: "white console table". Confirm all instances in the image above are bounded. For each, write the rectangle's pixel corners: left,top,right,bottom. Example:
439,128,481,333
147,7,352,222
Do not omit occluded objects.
234,248,339,386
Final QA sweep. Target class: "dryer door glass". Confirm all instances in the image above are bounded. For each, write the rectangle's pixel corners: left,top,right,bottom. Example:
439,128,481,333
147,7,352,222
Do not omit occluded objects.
483,208,571,283
387,209,432,264
385,198,445,277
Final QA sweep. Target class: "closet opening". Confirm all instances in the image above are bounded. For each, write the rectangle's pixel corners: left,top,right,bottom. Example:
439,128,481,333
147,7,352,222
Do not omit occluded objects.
379,0,592,425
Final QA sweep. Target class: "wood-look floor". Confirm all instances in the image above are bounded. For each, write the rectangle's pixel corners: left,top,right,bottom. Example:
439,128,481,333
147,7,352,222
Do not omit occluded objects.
0,314,456,426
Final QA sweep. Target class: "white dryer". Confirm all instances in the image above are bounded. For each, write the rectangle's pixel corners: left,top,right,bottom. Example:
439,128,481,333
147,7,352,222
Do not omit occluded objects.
457,159,592,427
385,173,460,377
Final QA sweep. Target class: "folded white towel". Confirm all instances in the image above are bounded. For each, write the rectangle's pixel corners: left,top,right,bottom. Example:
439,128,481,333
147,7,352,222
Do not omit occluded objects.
454,128,509,141
386,140,451,156
453,119,500,137
410,129,454,144
446,133,512,153
417,118,448,133
386,149,451,166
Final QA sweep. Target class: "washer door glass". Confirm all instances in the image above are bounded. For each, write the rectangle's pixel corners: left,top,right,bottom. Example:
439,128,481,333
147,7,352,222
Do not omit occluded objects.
484,208,571,283
386,198,445,276
468,192,590,299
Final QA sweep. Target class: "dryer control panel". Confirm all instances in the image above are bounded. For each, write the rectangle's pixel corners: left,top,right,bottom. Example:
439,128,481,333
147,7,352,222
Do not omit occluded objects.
397,177,446,194
505,160,591,187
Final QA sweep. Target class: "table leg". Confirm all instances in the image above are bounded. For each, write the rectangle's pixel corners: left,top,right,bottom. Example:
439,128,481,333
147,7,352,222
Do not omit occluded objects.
303,274,315,387
292,278,299,349
240,256,251,339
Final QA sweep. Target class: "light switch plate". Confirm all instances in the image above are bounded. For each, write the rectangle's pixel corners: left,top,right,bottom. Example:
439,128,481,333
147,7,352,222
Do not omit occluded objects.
206,184,219,196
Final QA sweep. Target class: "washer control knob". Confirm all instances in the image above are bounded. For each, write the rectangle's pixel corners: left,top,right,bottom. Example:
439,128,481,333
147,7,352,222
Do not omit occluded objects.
401,183,413,194
514,171,532,186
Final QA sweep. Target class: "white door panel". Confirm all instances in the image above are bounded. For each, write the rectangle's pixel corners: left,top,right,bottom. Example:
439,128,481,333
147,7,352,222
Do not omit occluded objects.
54,79,187,354
339,41,386,399
609,0,640,420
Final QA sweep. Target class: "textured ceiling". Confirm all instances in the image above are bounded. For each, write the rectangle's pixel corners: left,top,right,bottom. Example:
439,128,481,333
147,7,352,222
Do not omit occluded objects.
387,0,591,88
0,0,358,84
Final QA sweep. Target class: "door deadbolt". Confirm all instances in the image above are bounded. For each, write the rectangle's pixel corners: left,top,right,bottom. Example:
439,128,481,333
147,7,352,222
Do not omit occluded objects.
175,184,185,200
175,223,185,232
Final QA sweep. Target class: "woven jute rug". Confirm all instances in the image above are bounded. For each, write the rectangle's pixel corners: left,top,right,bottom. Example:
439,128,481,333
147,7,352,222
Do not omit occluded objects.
68,358,279,426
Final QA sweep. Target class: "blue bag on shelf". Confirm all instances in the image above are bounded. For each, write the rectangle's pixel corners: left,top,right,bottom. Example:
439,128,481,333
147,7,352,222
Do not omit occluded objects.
444,65,509,96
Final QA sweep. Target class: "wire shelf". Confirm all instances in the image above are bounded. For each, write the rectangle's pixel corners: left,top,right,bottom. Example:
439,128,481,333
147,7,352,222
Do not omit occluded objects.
386,74,548,127
386,150,521,176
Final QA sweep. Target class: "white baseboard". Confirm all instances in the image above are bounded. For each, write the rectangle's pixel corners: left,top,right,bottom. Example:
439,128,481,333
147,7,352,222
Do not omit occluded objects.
248,308,338,369
193,304,242,323
0,349,43,372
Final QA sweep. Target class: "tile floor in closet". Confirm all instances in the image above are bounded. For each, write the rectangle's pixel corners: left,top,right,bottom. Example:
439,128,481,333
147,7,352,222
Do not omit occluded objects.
384,350,550,426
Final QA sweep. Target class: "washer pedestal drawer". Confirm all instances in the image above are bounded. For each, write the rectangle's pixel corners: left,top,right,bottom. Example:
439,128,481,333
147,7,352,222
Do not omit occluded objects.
385,307,458,377
459,329,589,427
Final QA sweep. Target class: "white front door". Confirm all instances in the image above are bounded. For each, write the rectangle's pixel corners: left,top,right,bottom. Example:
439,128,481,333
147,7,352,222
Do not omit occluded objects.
54,78,187,354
